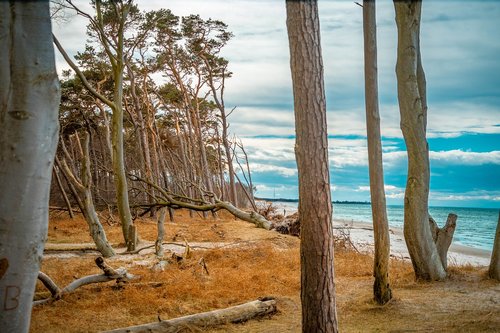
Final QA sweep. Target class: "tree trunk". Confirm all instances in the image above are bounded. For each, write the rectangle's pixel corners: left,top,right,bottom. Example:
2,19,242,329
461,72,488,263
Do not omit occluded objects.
0,2,60,331
53,1,136,251
429,214,457,270
394,1,446,281
103,298,277,333
155,208,167,258
53,166,75,218
111,71,135,251
363,0,392,305
59,134,115,258
488,211,500,280
286,1,339,332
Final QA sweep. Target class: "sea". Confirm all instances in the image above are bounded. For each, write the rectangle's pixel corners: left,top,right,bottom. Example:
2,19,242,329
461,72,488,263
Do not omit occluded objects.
268,200,499,251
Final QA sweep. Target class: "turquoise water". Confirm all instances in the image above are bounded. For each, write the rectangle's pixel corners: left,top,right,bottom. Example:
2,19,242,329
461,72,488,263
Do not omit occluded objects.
274,201,498,251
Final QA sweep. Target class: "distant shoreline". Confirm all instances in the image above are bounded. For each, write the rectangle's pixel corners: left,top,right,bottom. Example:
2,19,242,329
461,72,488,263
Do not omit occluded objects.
255,197,371,205
334,219,491,266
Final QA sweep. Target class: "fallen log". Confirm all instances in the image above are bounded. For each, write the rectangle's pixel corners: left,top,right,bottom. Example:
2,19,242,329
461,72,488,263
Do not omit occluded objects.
103,298,277,333
44,243,101,252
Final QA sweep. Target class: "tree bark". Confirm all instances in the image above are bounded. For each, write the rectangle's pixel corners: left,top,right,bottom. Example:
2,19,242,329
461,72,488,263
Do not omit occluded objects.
286,1,339,332
53,165,75,218
488,211,500,280
362,0,392,305
0,2,60,331
394,0,446,281
155,208,167,257
103,298,277,333
429,213,457,270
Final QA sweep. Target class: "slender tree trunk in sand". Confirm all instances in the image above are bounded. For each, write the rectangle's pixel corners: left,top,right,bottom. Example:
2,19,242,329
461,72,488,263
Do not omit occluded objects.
394,1,446,280
362,0,392,304
0,2,60,331
489,211,500,280
286,1,339,331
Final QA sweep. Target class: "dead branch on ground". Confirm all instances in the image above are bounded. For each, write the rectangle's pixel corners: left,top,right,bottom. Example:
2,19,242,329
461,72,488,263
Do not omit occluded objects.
34,257,136,306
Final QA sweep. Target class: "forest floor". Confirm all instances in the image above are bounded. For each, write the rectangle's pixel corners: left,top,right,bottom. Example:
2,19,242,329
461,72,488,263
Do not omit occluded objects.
31,209,500,332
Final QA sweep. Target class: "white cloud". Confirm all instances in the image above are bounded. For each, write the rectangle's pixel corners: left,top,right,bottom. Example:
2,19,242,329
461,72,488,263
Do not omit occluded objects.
430,190,500,202
249,163,297,177
430,150,500,165
356,185,405,199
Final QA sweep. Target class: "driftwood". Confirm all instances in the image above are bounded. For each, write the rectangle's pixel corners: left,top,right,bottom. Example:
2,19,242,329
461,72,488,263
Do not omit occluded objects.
44,243,101,252
34,257,135,306
103,298,277,333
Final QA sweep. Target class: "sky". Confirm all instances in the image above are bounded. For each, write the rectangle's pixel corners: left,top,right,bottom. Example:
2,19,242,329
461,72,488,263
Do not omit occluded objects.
52,0,500,208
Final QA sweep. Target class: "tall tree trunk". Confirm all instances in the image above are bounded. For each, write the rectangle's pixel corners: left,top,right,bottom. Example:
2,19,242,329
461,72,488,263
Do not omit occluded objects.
489,211,500,280
0,2,60,331
394,1,446,281
363,0,392,304
53,1,136,251
286,1,339,332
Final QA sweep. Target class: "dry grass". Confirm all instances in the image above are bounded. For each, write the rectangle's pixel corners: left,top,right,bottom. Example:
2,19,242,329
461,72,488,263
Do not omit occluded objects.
31,210,500,332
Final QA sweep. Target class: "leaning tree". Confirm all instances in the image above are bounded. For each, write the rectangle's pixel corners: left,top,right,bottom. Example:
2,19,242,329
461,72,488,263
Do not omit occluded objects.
0,1,60,331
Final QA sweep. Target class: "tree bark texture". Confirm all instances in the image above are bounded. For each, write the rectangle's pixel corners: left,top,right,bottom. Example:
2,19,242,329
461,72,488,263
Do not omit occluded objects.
429,213,457,270
362,0,392,305
0,2,60,331
489,211,500,280
104,299,277,333
394,0,446,281
286,1,339,332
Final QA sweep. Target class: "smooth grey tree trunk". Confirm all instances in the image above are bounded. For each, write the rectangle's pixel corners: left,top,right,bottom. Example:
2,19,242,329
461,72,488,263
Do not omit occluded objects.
362,0,392,304
0,2,60,331
286,1,339,332
394,1,446,280
489,211,500,280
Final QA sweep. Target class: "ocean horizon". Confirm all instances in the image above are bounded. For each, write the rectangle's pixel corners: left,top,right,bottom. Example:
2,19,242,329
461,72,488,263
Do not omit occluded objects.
261,199,499,252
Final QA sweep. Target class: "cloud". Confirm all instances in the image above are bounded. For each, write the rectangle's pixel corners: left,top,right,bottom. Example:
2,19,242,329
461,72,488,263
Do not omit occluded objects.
430,190,500,203
356,184,405,199
430,150,500,165
249,163,297,177
52,0,500,208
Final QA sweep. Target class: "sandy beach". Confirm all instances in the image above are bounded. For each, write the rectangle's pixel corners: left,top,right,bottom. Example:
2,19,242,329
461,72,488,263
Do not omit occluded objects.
334,219,492,266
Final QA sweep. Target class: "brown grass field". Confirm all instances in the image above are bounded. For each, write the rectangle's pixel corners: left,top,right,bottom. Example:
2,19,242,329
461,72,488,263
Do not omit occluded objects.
30,209,500,332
